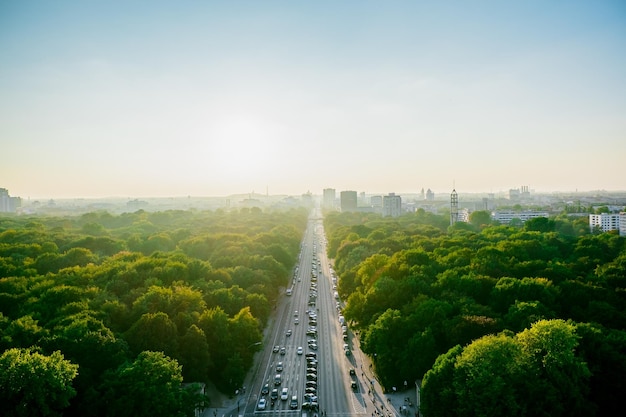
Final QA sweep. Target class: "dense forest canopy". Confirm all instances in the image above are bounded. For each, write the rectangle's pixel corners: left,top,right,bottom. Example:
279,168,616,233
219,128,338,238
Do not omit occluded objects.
0,208,307,417
324,209,626,417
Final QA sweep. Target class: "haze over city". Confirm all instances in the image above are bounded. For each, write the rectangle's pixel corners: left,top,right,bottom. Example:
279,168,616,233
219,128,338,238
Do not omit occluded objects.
1,1,625,199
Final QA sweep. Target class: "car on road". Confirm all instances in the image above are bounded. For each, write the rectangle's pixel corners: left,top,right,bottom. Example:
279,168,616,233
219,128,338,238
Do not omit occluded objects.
281,387,289,400
273,345,280,353
303,393,318,403
294,318,299,325
351,381,358,391
290,395,298,409
302,401,319,411
276,361,283,372
271,389,279,400
349,368,356,376
280,347,286,355
286,329,292,337
258,398,266,410
297,346,303,355
261,384,269,395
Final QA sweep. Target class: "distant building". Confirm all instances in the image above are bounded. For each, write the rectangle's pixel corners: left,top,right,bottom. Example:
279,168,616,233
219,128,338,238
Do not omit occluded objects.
301,192,314,207
371,195,383,214
0,188,21,213
509,186,530,200
340,190,358,212
323,188,336,209
382,193,402,217
509,188,520,200
589,213,621,234
492,210,549,224
426,189,435,201
359,192,367,206
459,208,470,222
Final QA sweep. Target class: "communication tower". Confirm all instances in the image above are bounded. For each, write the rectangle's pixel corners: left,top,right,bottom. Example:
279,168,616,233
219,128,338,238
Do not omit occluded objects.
450,188,459,226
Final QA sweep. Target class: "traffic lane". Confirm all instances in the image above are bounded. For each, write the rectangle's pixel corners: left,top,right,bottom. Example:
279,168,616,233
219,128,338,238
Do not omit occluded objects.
248,216,317,415
315,265,352,413
318,223,362,415
246,284,299,414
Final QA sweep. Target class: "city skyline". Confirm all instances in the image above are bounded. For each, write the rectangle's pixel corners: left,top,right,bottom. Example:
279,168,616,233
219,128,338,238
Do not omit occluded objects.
1,1,625,199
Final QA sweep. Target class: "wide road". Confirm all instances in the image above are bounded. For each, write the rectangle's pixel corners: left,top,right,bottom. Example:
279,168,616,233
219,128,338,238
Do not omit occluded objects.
243,208,369,417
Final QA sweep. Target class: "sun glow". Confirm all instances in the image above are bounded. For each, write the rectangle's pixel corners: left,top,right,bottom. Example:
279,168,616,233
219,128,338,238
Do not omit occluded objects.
207,116,281,180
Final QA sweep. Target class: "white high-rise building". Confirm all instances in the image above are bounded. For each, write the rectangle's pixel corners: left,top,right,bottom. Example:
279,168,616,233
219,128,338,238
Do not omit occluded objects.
0,188,21,213
589,213,621,233
382,193,402,217
323,188,336,209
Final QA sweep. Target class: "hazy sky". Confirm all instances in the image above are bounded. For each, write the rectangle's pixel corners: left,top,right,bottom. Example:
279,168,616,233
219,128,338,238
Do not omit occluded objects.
1,1,625,198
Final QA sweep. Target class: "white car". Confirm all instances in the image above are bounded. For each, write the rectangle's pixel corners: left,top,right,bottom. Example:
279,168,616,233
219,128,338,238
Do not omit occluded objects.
297,346,303,355
258,398,266,410
281,387,289,400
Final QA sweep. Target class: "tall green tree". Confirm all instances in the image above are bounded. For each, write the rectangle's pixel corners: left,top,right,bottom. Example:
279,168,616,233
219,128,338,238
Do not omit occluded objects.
453,333,528,417
517,319,591,417
0,348,79,417
125,312,179,358
420,345,463,417
178,324,211,382
100,351,205,417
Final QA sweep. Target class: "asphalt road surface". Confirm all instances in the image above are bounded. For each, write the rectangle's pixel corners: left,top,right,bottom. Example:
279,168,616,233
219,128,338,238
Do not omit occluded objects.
241,208,369,417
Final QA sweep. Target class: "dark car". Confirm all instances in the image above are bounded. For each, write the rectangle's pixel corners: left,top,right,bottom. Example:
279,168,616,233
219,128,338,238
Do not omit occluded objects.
270,389,279,400
302,402,319,411
261,384,269,395
290,395,298,409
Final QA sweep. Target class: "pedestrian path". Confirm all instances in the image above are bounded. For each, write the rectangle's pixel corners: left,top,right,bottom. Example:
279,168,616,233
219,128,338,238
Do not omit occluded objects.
350,334,419,417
